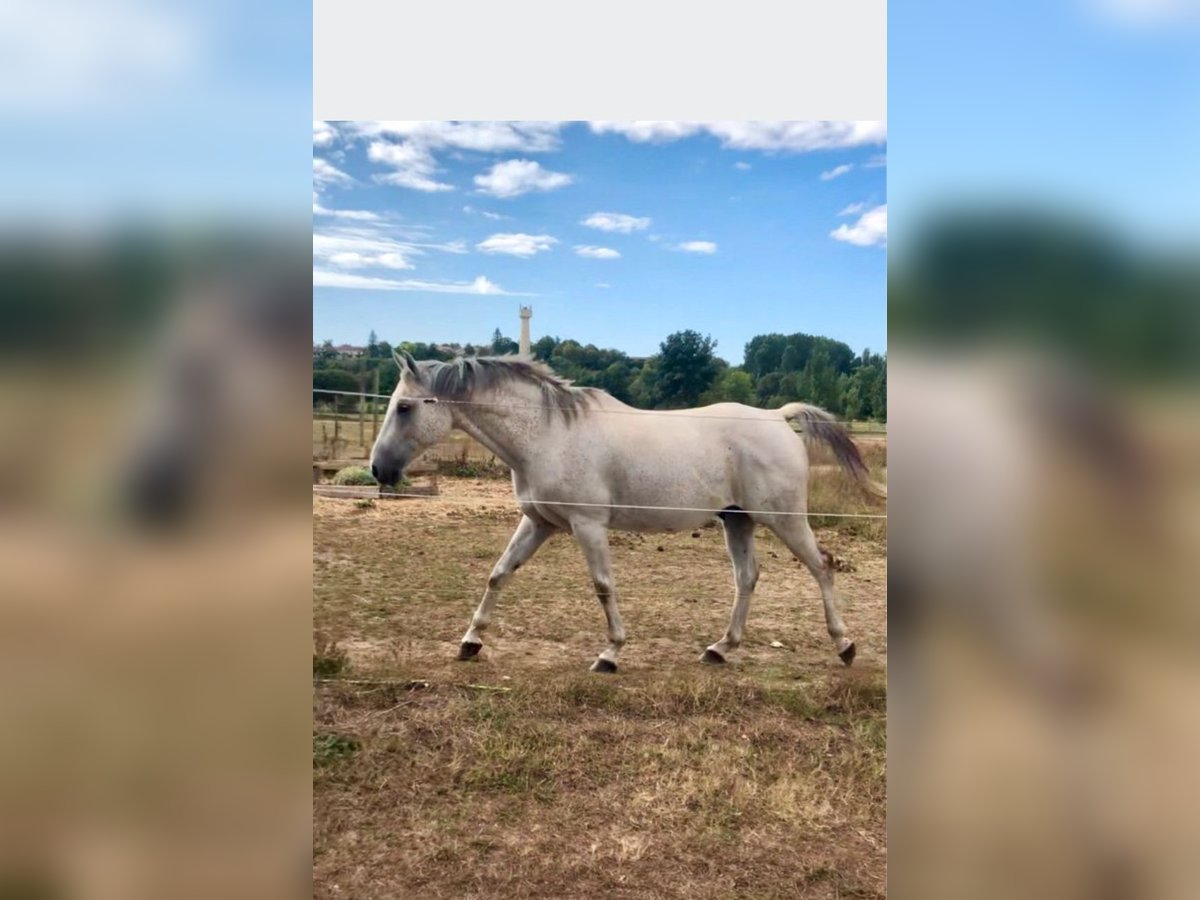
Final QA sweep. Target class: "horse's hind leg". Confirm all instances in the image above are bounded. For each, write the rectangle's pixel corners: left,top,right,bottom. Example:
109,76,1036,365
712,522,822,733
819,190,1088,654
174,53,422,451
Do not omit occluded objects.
702,511,758,664
458,514,555,660
766,516,856,665
572,522,626,673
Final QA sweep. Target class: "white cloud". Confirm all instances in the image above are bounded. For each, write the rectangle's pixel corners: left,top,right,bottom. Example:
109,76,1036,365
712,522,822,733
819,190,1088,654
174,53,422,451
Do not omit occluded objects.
313,121,337,147
474,159,573,198
590,121,703,143
476,233,558,257
313,157,353,188
575,245,621,259
589,121,886,152
838,201,867,217
313,270,530,295
463,205,509,220
314,230,417,270
714,121,886,151
313,225,468,273
596,283,612,289
349,122,568,199
327,251,411,270
820,164,854,181
830,204,887,247
581,211,651,233
312,199,380,221
734,161,752,171
367,141,453,192
676,241,718,254
345,121,564,154
864,154,887,169
468,276,506,295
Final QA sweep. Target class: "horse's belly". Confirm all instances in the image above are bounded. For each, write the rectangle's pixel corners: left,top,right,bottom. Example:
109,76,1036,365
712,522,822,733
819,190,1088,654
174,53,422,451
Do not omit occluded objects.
520,454,741,533
606,506,717,533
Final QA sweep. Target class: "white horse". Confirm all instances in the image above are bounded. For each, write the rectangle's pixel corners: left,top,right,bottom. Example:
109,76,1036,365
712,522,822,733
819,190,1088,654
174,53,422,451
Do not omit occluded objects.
370,352,883,673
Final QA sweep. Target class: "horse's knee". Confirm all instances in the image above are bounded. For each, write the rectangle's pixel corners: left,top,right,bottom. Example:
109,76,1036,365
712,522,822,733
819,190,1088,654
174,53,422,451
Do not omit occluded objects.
593,578,614,602
735,566,758,595
487,570,509,591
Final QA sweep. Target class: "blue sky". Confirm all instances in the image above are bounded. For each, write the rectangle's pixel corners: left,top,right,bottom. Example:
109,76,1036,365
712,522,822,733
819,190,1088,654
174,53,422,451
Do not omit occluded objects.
890,0,1199,254
2,0,309,224
312,122,886,365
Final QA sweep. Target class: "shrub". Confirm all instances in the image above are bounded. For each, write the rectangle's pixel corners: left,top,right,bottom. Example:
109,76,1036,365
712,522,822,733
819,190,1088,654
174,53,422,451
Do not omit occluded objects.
331,466,376,486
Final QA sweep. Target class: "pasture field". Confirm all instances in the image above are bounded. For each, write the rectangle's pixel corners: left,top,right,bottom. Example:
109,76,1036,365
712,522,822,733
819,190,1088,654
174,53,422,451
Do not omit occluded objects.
314,464,887,899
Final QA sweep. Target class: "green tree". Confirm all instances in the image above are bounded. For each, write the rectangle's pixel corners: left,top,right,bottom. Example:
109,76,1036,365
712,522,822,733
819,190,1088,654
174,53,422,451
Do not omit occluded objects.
532,335,557,361
656,330,720,408
700,368,756,405
799,346,841,413
313,368,362,412
755,372,782,406
314,339,338,367
628,357,661,408
743,333,788,378
780,344,802,372
491,328,519,355
600,361,634,403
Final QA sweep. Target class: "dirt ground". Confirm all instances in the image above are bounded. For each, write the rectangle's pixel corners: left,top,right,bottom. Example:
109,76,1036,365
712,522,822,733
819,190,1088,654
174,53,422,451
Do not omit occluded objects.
314,476,887,899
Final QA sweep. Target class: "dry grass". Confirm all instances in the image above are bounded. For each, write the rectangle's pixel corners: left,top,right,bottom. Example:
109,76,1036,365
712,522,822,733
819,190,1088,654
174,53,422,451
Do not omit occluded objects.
807,439,887,541
314,458,887,899
315,668,885,899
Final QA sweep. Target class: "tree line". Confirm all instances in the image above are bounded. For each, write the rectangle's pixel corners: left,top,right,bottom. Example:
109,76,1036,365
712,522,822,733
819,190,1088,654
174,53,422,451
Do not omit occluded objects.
313,327,886,421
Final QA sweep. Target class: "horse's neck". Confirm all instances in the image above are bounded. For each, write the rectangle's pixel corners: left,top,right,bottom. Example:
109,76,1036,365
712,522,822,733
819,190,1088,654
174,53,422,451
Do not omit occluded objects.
450,388,545,469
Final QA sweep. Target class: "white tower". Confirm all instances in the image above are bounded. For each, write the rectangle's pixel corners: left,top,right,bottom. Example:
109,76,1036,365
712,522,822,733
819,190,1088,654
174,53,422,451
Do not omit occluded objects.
518,305,532,356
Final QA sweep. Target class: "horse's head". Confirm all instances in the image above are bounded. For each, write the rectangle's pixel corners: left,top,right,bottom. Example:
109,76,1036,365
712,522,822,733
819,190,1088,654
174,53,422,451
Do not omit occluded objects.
370,350,453,486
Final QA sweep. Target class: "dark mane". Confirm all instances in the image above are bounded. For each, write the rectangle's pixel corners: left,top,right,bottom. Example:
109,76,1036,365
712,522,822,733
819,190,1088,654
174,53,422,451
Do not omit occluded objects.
417,355,600,422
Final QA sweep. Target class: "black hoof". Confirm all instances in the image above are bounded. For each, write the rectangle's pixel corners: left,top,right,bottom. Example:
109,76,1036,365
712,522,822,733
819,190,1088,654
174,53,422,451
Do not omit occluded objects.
700,648,726,665
457,641,483,661
838,642,857,666
590,658,618,674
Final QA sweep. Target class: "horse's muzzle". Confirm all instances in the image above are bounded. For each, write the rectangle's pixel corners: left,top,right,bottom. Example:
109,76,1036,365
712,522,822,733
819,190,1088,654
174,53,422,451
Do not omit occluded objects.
371,462,401,487
370,452,409,487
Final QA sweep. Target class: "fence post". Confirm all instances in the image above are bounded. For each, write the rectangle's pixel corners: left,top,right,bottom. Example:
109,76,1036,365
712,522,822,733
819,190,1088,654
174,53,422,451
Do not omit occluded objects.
358,374,366,455
372,369,380,445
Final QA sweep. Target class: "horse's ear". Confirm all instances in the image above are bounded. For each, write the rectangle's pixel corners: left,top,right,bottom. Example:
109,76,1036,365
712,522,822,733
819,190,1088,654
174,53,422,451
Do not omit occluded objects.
392,349,417,374
393,349,422,385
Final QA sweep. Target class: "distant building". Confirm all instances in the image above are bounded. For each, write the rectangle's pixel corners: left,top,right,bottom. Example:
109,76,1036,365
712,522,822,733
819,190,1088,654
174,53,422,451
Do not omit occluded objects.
519,305,532,356
334,344,365,358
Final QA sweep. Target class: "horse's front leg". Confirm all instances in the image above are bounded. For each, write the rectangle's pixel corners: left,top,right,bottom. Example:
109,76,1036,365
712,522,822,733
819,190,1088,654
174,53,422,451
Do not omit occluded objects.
572,522,626,673
458,513,556,660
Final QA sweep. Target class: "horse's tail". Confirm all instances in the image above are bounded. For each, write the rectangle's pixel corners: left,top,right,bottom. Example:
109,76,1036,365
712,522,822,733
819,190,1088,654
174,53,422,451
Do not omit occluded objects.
779,402,888,499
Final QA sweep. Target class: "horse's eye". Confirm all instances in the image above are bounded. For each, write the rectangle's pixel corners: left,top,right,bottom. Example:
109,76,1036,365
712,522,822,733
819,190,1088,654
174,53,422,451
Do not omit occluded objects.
396,403,411,413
